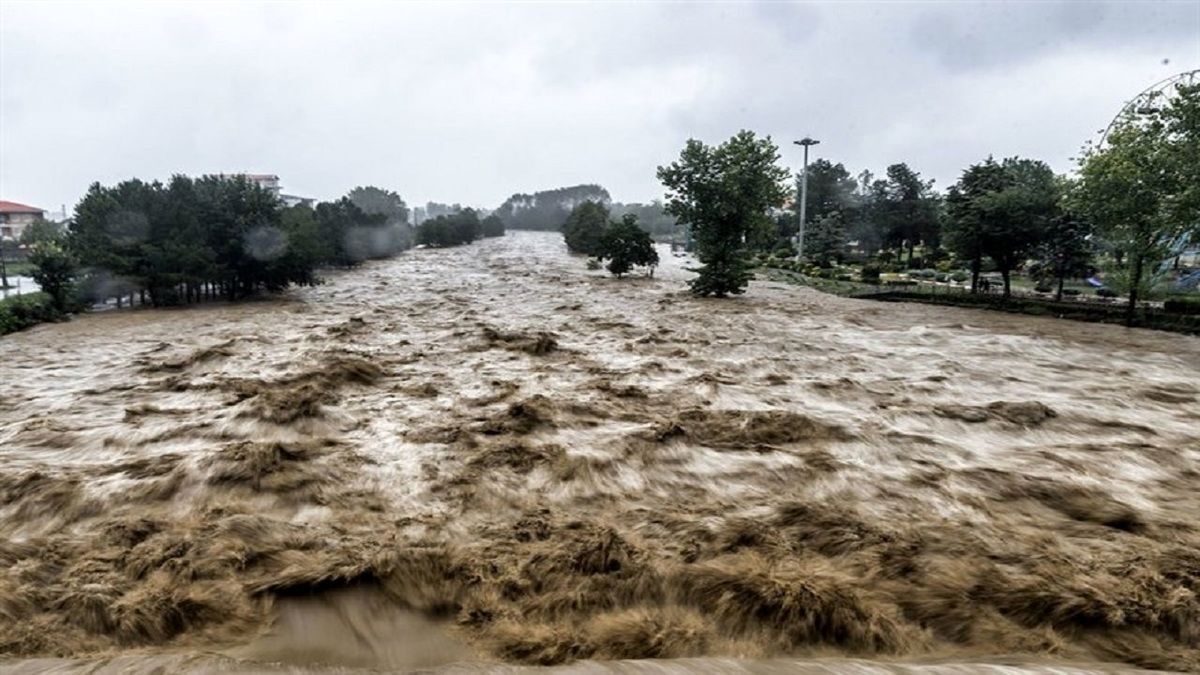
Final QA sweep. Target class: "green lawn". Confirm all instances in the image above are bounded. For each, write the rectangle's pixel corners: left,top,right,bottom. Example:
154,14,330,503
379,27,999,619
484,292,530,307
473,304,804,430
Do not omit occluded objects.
1,261,35,277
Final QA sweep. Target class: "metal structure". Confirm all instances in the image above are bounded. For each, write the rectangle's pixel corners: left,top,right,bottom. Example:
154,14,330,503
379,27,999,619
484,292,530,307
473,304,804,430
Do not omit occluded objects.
793,137,820,259
1098,69,1199,146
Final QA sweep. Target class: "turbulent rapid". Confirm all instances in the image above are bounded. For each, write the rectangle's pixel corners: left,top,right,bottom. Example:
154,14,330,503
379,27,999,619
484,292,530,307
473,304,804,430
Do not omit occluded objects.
1,231,1198,673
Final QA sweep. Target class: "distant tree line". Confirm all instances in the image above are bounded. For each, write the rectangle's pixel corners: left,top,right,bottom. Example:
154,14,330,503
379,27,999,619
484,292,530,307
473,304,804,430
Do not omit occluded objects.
495,183,678,241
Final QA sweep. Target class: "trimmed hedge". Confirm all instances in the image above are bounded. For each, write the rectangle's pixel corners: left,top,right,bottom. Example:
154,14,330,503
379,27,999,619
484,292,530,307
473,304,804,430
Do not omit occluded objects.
1164,296,1200,315
0,293,64,335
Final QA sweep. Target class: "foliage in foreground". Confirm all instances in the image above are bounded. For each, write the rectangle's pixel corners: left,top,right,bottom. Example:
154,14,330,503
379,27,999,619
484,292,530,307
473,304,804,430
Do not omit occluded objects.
658,130,789,297
0,292,62,335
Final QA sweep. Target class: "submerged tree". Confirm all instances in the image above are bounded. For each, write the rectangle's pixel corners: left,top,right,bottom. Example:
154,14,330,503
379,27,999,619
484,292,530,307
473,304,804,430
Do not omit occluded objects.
562,200,609,256
658,130,789,297
481,214,506,238
597,214,659,277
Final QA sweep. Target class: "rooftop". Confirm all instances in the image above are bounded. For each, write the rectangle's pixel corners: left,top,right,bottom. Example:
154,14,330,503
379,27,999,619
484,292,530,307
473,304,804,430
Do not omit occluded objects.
0,200,44,214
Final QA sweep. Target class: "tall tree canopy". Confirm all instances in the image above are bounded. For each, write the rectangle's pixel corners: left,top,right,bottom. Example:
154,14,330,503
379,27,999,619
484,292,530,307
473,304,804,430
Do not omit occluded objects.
1075,82,1200,320
658,130,789,297
876,163,941,266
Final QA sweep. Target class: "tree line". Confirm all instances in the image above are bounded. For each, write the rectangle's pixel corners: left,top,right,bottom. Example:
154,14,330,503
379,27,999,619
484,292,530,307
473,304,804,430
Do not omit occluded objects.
652,81,1199,318
26,178,468,311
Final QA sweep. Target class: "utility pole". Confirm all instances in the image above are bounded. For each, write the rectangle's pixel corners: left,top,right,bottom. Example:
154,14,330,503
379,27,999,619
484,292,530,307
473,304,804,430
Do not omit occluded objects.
793,137,820,259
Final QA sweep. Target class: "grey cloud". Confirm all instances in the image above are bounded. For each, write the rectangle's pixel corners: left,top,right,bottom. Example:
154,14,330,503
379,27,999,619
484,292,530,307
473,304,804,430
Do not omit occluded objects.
1,1,1197,215
910,1,1199,71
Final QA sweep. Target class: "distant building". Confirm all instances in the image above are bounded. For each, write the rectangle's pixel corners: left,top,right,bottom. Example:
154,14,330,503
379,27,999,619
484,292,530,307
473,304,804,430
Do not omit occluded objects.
280,194,315,208
0,201,45,240
219,173,315,208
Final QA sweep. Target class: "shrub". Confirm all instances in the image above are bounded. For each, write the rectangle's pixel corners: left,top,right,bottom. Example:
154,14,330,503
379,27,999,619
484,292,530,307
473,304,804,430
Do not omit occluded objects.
1163,297,1200,314
935,273,949,283
860,264,882,283
950,272,969,283
0,293,63,335
586,258,601,270
1096,288,1118,298
1062,289,1081,297
836,274,853,282
884,279,918,287
1034,283,1053,294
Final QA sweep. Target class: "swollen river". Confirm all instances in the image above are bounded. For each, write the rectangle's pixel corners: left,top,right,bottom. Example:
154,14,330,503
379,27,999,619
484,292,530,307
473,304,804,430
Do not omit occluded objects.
1,231,1198,673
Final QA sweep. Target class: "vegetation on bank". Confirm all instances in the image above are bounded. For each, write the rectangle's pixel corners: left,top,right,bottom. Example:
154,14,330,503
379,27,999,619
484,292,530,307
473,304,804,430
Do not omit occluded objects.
639,82,1198,327
0,293,63,335
7,179,510,333
62,177,416,307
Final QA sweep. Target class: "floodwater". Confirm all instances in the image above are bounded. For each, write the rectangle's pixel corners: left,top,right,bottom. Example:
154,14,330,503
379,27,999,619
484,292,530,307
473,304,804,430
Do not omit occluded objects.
1,231,1198,673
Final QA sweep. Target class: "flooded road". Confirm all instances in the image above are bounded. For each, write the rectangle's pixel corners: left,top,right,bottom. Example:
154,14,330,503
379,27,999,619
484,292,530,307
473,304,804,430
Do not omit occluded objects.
1,231,1198,673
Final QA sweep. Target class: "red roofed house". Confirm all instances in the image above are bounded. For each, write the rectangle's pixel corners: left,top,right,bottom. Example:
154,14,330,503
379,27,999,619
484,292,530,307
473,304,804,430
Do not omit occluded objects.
0,201,45,240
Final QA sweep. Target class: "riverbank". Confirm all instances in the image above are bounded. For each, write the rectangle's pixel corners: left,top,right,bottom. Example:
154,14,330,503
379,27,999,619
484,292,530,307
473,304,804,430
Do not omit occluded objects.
1,231,1198,671
759,267,1200,336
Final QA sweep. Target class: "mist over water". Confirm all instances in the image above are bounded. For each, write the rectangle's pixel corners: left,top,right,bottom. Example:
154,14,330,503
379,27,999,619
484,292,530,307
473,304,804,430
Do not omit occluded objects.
1,231,1198,673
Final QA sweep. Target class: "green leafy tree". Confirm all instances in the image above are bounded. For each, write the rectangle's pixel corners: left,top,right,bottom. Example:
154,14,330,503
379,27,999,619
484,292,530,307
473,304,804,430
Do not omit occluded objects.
481,214,506,237
29,242,78,311
562,200,609,256
979,158,1059,297
876,164,940,267
945,159,1007,292
346,185,412,254
1030,189,1093,301
805,212,847,267
415,209,481,247
658,130,789,297
1075,83,1199,321
598,214,659,277
18,218,64,247
346,186,409,225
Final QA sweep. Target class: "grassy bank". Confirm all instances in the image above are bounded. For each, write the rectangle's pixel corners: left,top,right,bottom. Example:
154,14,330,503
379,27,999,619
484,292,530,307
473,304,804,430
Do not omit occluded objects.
0,293,64,335
760,267,1200,336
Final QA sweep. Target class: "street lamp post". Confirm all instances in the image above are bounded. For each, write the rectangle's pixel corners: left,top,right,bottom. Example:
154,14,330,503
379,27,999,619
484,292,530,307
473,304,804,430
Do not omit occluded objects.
793,137,820,259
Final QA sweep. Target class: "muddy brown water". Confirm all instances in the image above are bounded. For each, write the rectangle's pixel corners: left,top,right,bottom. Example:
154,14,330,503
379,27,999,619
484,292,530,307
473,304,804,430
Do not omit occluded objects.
1,231,1198,673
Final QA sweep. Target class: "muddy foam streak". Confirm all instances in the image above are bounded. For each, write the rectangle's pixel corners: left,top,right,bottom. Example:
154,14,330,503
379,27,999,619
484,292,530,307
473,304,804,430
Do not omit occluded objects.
1,231,1198,672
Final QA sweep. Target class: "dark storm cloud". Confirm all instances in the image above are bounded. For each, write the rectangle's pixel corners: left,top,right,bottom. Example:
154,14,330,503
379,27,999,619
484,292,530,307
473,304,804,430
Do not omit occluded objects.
0,1,1197,215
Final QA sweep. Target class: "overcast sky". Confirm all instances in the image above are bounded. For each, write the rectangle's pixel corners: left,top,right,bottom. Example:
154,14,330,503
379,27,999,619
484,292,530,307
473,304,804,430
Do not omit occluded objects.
2,1,1198,215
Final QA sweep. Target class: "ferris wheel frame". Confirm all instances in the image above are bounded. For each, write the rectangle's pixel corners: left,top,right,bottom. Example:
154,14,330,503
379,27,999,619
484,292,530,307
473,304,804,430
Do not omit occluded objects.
1098,69,1200,146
